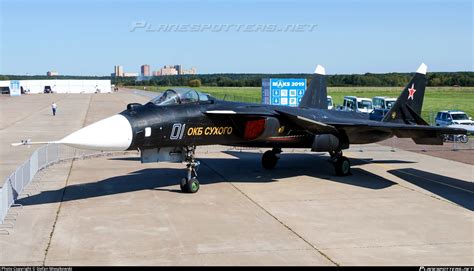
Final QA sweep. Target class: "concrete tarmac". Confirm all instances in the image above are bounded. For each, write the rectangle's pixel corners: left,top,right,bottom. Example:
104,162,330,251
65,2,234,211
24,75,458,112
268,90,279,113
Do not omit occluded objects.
0,91,472,265
0,91,150,183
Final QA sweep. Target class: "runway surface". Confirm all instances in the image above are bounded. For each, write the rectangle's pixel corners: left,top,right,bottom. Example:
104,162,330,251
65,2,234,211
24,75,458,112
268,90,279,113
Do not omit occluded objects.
0,90,472,265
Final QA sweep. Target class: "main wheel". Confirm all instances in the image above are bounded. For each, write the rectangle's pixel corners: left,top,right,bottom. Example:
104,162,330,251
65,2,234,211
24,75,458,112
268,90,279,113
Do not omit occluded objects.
184,178,200,193
262,150,279,169
334,156,351,176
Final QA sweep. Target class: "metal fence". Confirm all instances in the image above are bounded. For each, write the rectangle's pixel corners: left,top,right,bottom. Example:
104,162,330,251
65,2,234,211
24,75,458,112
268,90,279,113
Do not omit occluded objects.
0,144,107,224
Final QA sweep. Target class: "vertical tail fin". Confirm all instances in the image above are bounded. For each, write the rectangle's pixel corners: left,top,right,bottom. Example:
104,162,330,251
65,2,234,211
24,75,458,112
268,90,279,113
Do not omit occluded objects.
299,65,328,109
382,63,428,125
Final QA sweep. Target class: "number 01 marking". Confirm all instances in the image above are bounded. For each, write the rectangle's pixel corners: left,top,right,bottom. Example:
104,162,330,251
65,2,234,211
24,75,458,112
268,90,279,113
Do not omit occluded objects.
170,123,186,140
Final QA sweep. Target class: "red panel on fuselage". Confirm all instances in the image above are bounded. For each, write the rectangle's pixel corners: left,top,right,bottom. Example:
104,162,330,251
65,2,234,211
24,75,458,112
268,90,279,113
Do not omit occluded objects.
244,119,266,140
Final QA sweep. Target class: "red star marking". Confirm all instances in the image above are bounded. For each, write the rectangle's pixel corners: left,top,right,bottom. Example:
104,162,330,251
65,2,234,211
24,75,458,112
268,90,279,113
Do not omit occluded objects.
407,84,416,100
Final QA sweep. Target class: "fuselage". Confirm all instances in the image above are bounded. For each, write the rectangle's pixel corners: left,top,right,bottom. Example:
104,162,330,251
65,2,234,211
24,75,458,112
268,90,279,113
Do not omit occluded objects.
119,99,393,151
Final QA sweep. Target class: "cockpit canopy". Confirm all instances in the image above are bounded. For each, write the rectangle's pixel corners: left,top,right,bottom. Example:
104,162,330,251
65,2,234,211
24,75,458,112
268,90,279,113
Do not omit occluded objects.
149,88,210,106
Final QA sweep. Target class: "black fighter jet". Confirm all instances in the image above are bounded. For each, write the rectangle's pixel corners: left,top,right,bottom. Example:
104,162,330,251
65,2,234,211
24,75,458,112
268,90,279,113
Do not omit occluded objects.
14,64,466,193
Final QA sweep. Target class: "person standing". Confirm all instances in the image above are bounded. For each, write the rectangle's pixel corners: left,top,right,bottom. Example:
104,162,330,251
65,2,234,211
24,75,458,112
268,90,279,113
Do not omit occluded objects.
51,102,57,116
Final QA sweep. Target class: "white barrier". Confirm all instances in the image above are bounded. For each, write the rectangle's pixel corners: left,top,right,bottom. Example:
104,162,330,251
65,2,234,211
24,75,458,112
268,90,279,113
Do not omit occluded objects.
0,80,112,94
0,144,106,224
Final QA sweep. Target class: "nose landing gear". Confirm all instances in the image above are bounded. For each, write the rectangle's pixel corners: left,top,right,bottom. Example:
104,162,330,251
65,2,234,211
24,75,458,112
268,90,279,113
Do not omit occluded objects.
180,146,200,193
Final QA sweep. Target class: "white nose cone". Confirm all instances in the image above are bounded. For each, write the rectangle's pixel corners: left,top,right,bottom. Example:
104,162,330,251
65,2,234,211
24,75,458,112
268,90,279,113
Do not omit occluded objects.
59,114,133,151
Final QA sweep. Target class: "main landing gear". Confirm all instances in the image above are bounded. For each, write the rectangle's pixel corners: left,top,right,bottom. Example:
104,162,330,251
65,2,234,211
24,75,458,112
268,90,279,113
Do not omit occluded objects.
180,146,200,193
261,148,351,176
262,148,281,169
329,150,351,176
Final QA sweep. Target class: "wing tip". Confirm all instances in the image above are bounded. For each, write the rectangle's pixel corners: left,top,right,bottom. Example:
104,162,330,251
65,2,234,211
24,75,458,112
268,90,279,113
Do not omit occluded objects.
314,65,326,75
416,63,428,75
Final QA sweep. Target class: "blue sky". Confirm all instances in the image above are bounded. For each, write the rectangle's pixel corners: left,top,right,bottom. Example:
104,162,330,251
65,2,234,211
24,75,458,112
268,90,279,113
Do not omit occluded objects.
0,0,472,75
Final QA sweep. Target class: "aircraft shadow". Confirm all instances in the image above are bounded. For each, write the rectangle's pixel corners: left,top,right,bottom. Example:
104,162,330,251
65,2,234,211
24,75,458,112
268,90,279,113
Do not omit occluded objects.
218,151,397,190
108,157,141,161
353,158,417,165
18,151,401,206
387,168,473,211
17,168,196,206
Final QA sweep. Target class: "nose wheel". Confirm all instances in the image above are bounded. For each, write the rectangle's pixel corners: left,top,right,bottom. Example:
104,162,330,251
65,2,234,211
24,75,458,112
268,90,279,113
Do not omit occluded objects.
262,148,281,169
180,177,200,193
180,146,200,193
329,150,351,176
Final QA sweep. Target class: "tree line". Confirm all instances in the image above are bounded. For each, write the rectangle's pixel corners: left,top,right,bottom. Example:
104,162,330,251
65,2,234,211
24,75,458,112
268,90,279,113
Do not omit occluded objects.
1,72,473,87
115,72,474,87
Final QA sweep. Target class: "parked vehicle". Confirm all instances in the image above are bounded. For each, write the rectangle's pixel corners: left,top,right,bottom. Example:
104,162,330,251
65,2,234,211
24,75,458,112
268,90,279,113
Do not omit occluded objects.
0,87,10,94
435,110,473,126
327,96,334,110
435,110,473,143
44,86,52,94
341,96,373,113
443,134,469,143
369,108,389,121
372,96,396,110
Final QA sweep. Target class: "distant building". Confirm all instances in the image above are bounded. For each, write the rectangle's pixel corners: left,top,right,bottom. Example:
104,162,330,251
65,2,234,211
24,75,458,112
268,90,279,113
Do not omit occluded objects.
114,65,124,77
141,64,150,77
113,65,138,77
114,64,196,77
174,65,182,75
0,79,111,94
122,72,139,77
47,71,59,76
160,65,178,76
181,67,197,75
